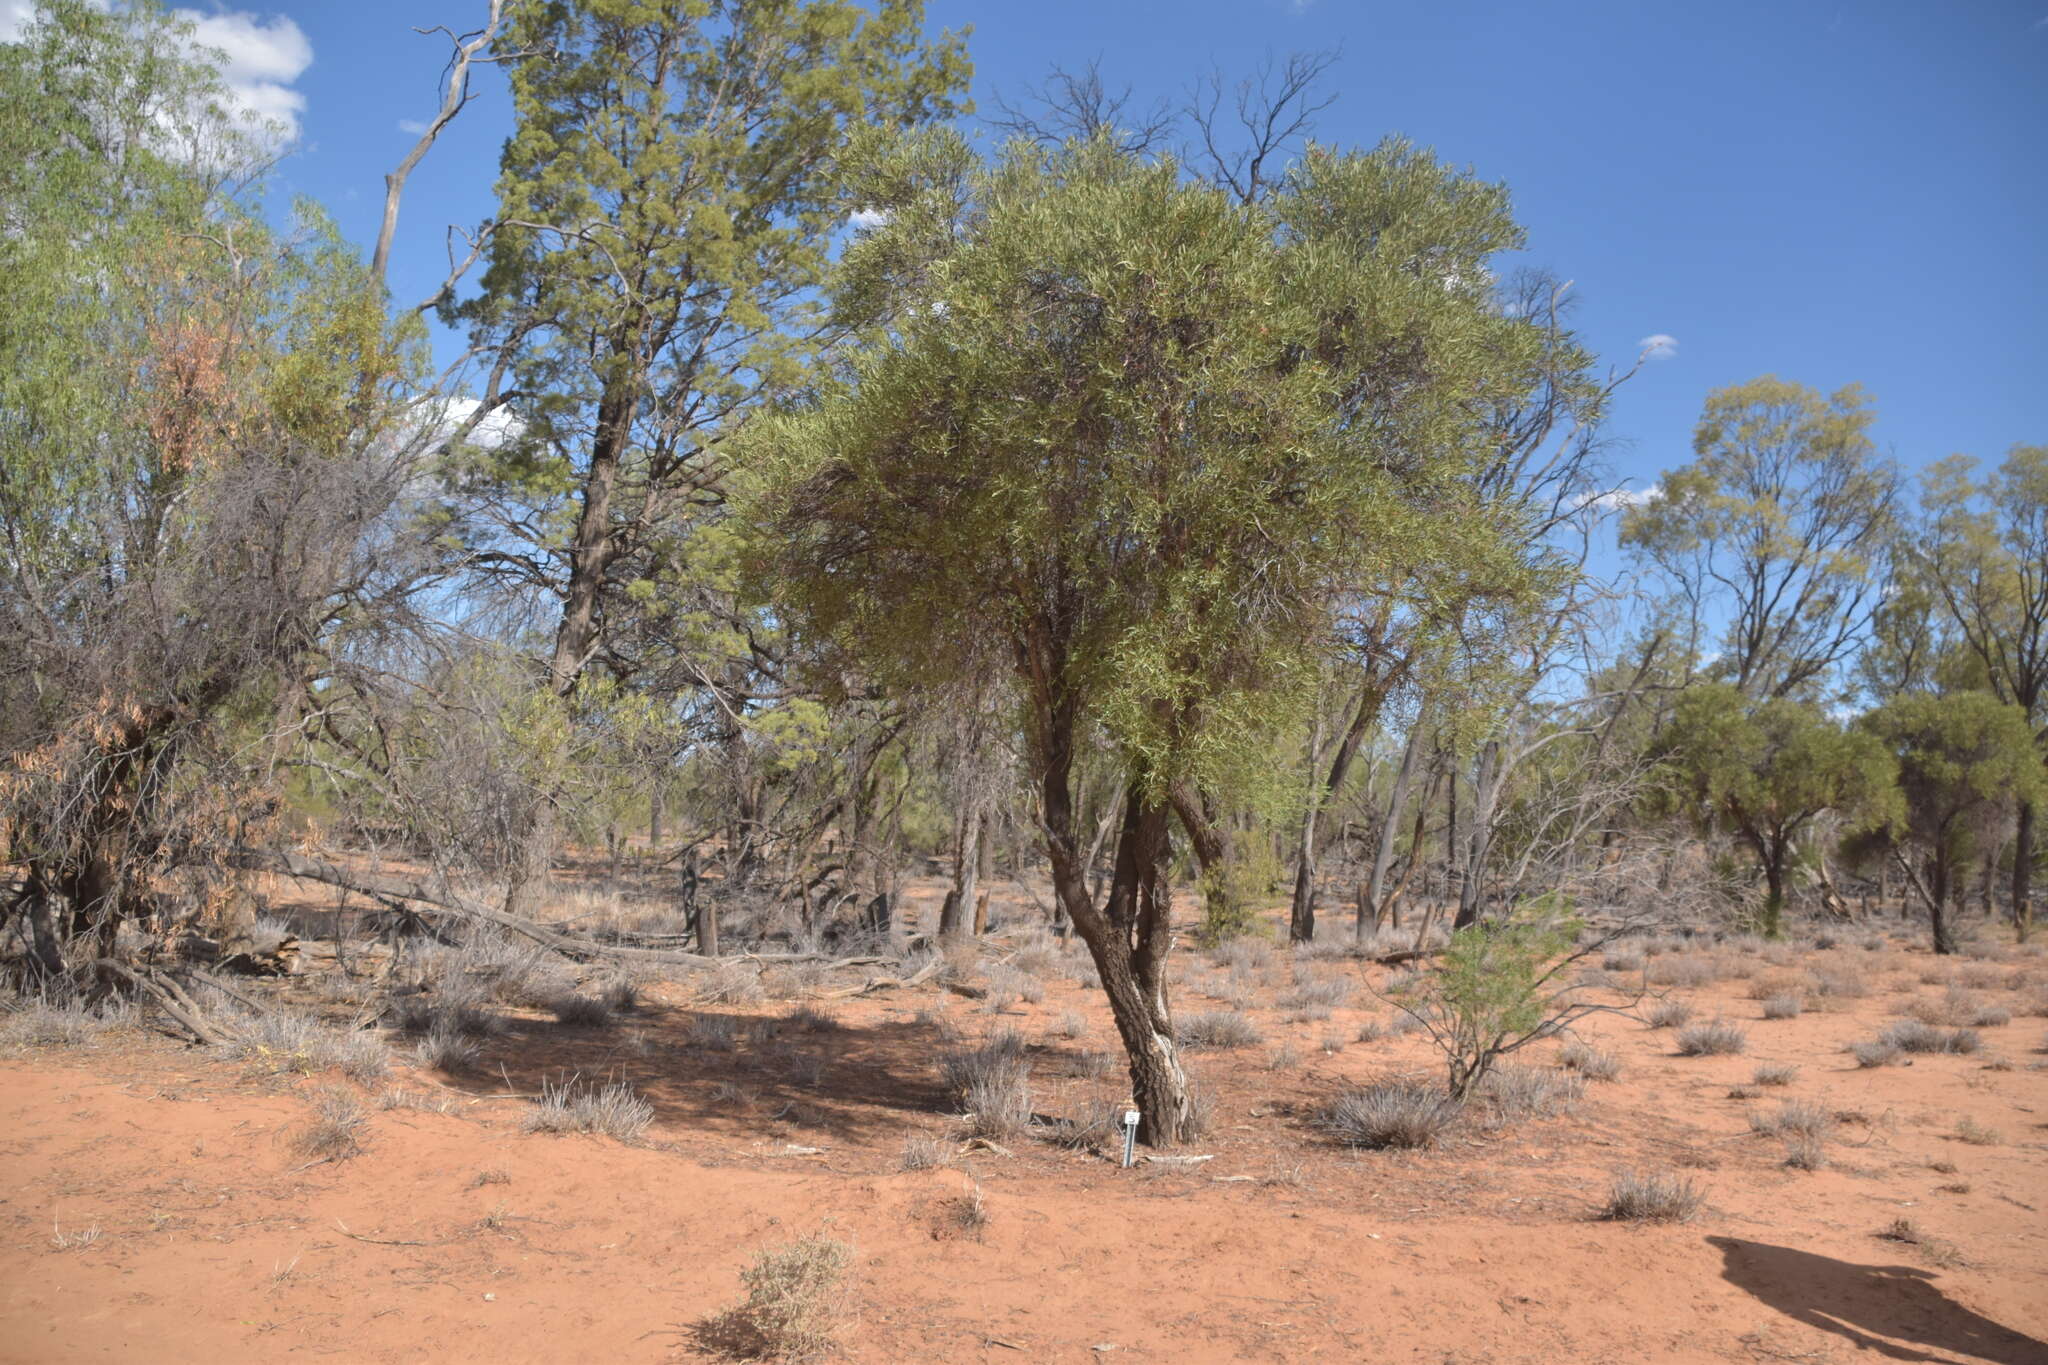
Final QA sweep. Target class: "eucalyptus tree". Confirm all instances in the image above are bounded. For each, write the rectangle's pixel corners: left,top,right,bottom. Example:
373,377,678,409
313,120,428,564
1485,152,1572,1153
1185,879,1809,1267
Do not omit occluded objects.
1861,692,2043,954
1661,685,1895,937
1913,447,2048,938
449,0,968,912
1622,377,1899,701
757,130,1560,1143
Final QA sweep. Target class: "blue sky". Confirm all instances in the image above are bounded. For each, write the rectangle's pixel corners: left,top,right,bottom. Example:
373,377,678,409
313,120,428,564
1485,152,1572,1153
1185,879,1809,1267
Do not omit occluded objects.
16,0,2041,503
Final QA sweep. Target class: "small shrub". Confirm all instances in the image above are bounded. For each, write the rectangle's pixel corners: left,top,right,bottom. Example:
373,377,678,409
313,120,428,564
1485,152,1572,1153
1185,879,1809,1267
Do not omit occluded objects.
377,1087,458,1114
1970,1003,2012,1028
1264,1042,1300,1071
1602,1169,1702,1223
522,1076,654,1141
1602,949,1645,973
1813,967,1870,1000
1049,1010,1086,1039
1849,1037,1901,1068
696,962,765,1006
1354,1018,1385,1044
295,1087,367,1161
1213,937,1272,973
1178,1011,1263,1049
1676,1020,1747,1056
985,965,1045,1006
1645,998,1695,1030
1559,1041,1622,1081
1316,1082,1458,1150
1320,1032,1347,1054
1752,1064,1798,1087
714,1234,853,1362
1760,994,1804,1020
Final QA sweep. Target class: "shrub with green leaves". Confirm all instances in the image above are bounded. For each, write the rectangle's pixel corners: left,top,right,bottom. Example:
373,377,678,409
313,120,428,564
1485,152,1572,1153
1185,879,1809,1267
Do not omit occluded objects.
1388,908,1596,1100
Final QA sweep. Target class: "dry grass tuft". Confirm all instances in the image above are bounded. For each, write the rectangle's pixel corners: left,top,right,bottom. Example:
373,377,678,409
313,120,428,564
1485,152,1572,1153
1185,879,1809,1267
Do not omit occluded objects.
1602,1169,1702,1223
1316,1082,1459,1150
1676,1020,1747,1056
1645,998,1695,1030
1178,1010,1263,1049
521,1075,654,1141
1559,1041,1622,1081
294,1087,367,1162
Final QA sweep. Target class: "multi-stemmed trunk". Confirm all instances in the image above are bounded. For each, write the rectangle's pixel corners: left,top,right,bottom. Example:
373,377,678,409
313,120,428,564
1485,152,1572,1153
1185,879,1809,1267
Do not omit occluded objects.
1288,682,1388,943
1032,688,1193,1147
2015,797,2036,944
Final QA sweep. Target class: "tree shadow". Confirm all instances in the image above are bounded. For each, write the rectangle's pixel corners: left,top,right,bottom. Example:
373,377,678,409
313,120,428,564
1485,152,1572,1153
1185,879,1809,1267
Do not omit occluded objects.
1707,1237,2047,1365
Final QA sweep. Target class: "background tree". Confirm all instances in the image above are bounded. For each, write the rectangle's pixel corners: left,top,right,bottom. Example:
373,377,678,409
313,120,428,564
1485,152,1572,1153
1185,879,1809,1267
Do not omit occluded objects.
1914,446,2048,939
1860,692,2042,954
450,0,969,916
1661,684,1895,937
1623,376,1898,701
758,129,1561,1143
0,0,428,974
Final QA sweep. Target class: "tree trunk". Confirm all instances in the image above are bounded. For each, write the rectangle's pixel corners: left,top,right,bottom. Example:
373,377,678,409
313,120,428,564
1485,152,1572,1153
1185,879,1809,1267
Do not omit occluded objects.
1031,685,1192,1146
2016,798,2036,944
940,798,980,938
1929,852,1955,956
1171,784,1239,939
1288,684,1385,944
1359,723,1425,939
1761,838,1787,940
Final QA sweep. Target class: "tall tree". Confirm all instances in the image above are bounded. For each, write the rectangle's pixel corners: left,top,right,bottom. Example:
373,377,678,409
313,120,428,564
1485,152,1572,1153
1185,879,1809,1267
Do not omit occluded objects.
759,131,1555,1143
452,0,969,914
1623,376,1898,700
1915,446,2048,940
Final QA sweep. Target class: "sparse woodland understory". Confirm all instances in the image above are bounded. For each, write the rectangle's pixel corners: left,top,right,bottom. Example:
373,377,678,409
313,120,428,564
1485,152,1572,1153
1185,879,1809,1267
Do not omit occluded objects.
2,0,2043,1152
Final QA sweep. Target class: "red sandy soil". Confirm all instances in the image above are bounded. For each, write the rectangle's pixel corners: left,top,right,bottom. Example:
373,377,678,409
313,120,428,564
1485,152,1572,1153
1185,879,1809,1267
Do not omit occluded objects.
4,880,2047,1363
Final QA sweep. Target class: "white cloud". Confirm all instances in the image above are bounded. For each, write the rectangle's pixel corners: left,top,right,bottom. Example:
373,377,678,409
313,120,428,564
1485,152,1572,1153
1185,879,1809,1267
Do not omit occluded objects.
4,4,312,149
847,206,891,232
1580,482,1661,514
176,9,312,146
398,118,431,136
1638,333,1679,360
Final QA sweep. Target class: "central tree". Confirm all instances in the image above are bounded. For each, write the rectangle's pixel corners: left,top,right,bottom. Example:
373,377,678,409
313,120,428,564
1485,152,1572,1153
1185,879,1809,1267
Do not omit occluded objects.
756,131,1550,1143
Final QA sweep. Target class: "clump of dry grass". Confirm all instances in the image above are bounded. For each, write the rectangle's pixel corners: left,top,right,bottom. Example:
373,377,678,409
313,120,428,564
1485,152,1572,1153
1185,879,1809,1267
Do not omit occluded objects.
1280,971,1354,1012
1178,1010,1262,1049
1676,1020,1747,1056
1602,1169,1702,1223
1748,1100,1832,1140
1647,955,1719,988
1645,998,1695,1030
1,995,133,1049
1752,1064,1798,1087
550,992,617,1028
294,1087,367,1161
1876,1217,1963,1267
1759,993,1805,1020
1559,1041,1622,1081
222,1010,392,1080
1481,1064,1584,1122
707,1233,854,1362
1849,1037,1901,1068
1782,1133,1828,1171
1048,1010,1087,1039
899,1132,947,1171
940,1032,1033,1140
1953,1117,2000,1146
1879,1020,1981,1055
521,1076,654,1141
1316,1082,1458,1150
695,962,765,1006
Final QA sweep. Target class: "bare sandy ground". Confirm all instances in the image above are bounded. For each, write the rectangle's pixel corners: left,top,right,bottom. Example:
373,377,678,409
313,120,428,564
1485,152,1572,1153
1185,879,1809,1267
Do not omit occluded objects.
3,882,2045,1363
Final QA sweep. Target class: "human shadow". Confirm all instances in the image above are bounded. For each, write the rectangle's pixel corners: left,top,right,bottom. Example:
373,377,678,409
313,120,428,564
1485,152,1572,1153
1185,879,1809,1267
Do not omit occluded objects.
1707,1237,2047,1365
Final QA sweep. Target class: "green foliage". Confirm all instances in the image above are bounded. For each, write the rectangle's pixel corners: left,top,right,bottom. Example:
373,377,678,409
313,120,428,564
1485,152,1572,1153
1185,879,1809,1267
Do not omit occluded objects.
1660,683,1896,933
756,131,1555,804
1390,906,1582,1100
1860,692,2042,908
1623,376,1897,699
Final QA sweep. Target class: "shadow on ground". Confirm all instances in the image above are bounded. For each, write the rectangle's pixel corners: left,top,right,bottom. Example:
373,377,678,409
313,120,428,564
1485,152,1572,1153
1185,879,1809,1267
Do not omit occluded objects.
1708,1236,2048,1365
